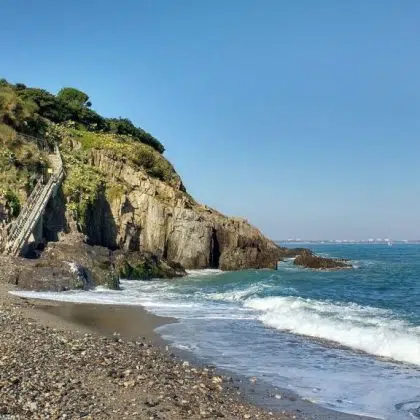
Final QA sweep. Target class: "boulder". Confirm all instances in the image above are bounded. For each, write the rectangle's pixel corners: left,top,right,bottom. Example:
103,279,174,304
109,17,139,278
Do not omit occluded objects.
17,260,93,292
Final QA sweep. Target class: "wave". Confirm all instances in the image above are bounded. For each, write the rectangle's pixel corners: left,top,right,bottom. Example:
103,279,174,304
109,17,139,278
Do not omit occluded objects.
245,296,420,365
11,274,420,367
186,269,224,277
206,283,269,302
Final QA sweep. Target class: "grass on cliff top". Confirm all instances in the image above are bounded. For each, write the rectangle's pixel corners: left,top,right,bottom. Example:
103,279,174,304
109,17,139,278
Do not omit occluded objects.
67,128,182,187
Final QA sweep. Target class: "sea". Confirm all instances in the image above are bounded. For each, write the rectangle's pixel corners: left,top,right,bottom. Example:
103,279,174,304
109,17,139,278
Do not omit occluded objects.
11,244,420,420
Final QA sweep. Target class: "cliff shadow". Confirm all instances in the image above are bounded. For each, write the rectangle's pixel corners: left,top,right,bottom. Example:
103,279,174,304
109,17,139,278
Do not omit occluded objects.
210,228,221,268
43,187,68,242
84,187,118,250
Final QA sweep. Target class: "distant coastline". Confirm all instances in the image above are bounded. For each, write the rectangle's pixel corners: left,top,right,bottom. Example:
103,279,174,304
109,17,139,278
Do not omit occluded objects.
278,239,420,245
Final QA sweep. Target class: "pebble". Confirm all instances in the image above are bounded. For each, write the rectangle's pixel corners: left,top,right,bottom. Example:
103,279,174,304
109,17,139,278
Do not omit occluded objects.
0,288,295,420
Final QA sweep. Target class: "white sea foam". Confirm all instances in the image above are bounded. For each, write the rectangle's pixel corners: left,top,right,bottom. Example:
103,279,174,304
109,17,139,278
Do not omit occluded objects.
9,280,174,308
186,269,224,277
245,296,420,366
206,284,268,303
10,276,420,367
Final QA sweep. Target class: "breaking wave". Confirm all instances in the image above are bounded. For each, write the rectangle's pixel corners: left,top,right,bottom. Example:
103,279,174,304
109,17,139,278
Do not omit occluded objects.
245,296,420,365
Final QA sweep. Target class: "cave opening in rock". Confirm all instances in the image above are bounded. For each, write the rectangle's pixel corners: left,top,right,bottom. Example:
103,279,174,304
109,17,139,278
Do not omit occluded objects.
210,229,221,268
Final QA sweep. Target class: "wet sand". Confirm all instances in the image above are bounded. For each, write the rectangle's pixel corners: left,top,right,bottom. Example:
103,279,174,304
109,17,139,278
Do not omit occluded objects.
33,301,174,346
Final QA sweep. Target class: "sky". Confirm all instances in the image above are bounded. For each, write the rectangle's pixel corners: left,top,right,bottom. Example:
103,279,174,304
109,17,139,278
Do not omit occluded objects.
1,0,420,240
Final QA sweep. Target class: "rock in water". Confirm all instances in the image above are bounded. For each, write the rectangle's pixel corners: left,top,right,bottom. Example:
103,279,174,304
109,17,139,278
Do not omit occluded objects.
293,250,351,270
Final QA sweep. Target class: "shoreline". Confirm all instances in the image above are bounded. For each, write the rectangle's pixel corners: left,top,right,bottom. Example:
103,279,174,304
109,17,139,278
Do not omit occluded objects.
1,282,378,420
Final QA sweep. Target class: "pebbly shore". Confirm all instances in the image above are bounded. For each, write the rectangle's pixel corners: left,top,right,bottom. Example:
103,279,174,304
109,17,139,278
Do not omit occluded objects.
0,281,297,420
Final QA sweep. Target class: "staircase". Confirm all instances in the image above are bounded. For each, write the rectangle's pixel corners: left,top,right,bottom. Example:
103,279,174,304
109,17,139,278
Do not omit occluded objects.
4,144,64,257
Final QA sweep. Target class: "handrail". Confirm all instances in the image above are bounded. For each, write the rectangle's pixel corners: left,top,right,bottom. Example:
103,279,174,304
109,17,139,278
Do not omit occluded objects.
4,142,64,256
7,177,44,241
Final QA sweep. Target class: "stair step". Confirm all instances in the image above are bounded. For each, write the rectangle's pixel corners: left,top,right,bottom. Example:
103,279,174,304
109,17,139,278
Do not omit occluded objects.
4,142,64,256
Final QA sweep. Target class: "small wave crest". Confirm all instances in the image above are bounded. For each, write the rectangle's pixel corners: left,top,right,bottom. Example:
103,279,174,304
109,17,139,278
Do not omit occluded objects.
206,283,269,303
186,269,224,277
245,296,420,365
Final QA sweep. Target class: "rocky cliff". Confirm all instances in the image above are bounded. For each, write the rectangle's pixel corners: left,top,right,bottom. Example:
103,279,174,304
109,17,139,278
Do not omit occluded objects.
44,139,280,272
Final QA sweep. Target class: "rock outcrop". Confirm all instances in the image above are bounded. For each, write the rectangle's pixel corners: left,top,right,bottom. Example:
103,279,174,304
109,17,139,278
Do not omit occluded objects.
1,232,190,291
44,147,281,272
293,250,351,270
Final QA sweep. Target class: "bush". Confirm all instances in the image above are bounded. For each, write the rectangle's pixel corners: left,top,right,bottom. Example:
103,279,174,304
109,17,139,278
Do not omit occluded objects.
4,190,21,216
0,86,42,134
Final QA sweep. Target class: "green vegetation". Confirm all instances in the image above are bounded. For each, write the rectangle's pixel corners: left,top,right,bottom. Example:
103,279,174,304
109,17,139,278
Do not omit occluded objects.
1,190,21,217
68,128,178,185
62,161,103,230
106,118,164,153
0,79,164,153
0,123,47,210
106,182,127,203
0,85,45,135
57,87,91,107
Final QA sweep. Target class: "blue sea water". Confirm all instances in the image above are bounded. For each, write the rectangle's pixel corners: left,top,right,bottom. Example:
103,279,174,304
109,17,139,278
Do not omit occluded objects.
12,244,420,419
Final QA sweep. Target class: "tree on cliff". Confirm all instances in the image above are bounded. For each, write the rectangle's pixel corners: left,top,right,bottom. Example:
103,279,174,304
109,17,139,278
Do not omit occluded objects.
57,87,92,108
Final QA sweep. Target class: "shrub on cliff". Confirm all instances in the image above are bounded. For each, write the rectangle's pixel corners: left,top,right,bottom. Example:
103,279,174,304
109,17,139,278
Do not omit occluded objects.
1,190,21,217
106,118,164,153
0,85,45,135
62,162,103,230
0,123,47,203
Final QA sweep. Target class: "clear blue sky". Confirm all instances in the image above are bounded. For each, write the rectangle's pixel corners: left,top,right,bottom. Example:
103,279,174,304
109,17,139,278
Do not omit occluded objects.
2,0,420,240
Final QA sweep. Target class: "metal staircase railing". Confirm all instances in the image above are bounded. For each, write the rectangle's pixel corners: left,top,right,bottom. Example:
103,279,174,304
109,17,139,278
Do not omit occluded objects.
4,139,64,257
6,176,44,243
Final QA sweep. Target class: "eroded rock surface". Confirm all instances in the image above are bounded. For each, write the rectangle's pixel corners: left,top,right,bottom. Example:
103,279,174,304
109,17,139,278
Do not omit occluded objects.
45,147,282,272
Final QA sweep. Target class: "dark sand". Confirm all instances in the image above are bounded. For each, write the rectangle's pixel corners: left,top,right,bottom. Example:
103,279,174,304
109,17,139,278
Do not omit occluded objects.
33,301,174,345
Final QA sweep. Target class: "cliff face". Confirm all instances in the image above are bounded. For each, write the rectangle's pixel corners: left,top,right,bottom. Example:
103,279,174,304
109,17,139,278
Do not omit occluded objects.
47,147,280,271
